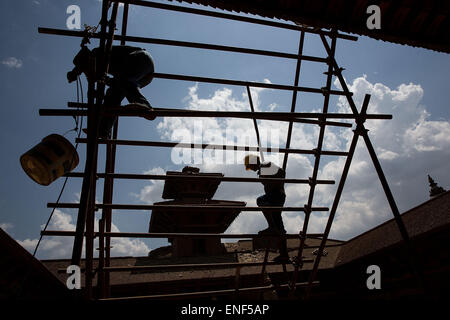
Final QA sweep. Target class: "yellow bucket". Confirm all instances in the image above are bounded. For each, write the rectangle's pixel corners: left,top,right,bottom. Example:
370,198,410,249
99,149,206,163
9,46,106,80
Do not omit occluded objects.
20,134,79,186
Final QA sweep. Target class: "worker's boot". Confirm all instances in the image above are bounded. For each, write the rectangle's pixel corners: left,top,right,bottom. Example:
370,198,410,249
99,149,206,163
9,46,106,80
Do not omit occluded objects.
125,102,155,120
273,254,290,263
258,227,278,235
272,230,289,263
273,241,289,263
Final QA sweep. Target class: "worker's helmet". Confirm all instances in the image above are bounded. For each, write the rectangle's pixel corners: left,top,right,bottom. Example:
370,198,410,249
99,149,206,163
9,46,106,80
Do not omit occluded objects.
244,154,259,170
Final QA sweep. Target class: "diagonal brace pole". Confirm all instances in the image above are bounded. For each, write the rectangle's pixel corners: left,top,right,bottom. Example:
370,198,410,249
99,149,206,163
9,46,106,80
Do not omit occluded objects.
246,86,265,162
320,34,424,293
305,95,370,298
282,31,305,171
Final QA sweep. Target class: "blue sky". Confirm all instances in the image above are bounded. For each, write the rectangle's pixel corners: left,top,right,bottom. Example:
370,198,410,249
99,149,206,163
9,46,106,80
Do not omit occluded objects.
1,0,449,259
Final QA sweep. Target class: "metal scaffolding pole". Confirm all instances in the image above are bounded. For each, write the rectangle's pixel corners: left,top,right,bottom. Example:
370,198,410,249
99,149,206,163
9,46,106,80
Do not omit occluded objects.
34,0,406,302
117,0,357,40
39,107,391,121
305,114,362,299
70,0,110,268
282,31,305,171
75,138,351,157
98,281,320,301
38,27,327,63
47,203,330,212
291,32,337,291
314,33,425,295
98,1,130,299
42,230,324,239
63,172,336,184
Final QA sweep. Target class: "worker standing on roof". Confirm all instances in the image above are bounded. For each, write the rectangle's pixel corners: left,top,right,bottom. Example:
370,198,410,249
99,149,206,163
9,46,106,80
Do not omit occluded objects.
67,45,156,137
244,154,289,263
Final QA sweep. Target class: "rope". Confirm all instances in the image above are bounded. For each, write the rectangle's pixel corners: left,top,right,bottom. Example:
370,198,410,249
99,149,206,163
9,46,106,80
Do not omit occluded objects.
16,76,85,298
32,76,84,258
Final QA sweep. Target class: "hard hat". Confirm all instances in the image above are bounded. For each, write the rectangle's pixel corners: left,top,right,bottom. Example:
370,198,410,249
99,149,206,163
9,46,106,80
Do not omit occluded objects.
244,154,259,170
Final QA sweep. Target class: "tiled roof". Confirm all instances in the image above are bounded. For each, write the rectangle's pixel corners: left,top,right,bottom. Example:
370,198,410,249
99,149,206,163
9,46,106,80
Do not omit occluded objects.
336,191,450,266
42,238,343,287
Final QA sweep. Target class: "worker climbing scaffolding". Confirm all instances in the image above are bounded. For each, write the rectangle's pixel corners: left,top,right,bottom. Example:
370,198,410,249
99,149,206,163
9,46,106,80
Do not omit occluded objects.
67,43,156,137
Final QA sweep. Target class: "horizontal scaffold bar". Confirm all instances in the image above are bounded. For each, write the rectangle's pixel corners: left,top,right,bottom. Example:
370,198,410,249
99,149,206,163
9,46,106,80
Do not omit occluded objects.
41,230,324,239
57,259,315,274
39,107,392,121
67,102,353,127
38,27,327,63
64,172,335,184
47,203,330,212
101,259,314,272
153,72,350,95
98,281,320,301
75,138,350,157
118,0,357,41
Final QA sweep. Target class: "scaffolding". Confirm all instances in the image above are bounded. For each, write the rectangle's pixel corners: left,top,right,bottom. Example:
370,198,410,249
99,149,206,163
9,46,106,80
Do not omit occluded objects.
37,0,418,300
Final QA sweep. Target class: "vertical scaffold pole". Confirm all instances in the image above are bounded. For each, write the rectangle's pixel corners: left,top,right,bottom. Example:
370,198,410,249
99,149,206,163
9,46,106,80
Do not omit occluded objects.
282,31,305,171
71,0,110,268
290,32,337,293
319,34,424,293
99,0,129,299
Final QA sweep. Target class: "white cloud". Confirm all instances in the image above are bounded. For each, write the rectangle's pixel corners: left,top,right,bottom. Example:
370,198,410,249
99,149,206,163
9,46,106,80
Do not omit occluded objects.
143,76,450,242
17,209,150,259
321,75,450,239
2,57,23,68
404,119,450,152
137,167,166,204
18,238,39,251
0,223,13,231
377,148,400,161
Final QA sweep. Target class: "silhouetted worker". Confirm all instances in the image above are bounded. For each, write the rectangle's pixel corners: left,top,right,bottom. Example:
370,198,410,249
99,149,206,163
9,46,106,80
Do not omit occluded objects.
67,45,155,137
244,154,289,262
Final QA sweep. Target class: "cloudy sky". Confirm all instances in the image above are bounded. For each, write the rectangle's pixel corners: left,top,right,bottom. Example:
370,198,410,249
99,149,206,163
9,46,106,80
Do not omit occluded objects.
1,0,449,260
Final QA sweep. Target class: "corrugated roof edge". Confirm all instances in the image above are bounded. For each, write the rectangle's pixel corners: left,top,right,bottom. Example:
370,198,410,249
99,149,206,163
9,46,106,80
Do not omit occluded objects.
173,0,450,54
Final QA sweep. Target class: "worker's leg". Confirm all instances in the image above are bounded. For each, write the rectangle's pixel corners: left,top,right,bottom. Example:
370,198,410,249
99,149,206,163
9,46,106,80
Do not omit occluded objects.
267,193,288,261
258,193,286,233
257,195,278,232
99,79,126,137
120,50,154,107
271,211,286,234
274,193,288,258
120,79,150,107
273,213,288,261
271,193,286,233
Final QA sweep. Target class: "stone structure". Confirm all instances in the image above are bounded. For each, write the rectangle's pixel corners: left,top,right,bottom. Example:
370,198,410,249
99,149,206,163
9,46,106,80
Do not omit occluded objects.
148,166,246,257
